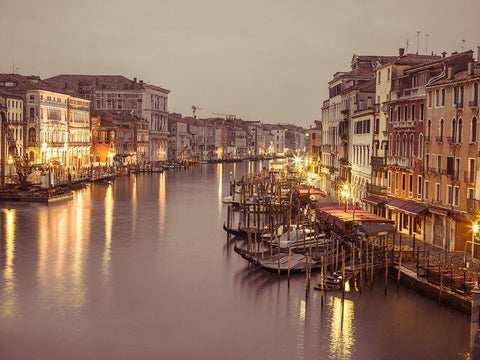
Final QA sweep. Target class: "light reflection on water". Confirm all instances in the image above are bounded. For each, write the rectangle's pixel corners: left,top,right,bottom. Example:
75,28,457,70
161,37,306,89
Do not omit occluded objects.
1,209,16,317
0,162,471,359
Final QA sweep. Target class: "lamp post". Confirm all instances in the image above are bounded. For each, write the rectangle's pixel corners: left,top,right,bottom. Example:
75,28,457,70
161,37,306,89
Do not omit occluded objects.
473,223,479,260
341,183,350,212
7,155,13,184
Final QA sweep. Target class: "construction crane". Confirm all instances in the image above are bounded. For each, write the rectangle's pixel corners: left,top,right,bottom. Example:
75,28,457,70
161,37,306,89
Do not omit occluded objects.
0,110,32,188
192,105,202,119
212,113,237,121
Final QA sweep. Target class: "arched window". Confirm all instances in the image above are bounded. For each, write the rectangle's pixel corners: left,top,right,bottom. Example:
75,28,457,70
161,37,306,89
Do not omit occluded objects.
451,118,457,143
439,118,444,140
402,134,407,157
396,134,400,156
458,118,463,143
28,128,36,143
419,134,424,159
472,117,478,143
410,134,415,157
29,107,35,119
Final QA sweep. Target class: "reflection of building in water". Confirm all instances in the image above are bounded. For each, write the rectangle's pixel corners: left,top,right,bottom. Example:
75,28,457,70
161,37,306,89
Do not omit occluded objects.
103,184,114,279
329,297,355,360
1,209,17,317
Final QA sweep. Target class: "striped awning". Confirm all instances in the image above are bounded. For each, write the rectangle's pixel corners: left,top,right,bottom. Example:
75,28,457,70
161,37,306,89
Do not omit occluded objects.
386,199,427,216
362,195,387,206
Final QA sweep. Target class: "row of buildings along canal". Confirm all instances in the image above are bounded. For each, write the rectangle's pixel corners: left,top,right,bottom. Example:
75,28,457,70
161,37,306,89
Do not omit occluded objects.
0,73,306,187
308,46,480,257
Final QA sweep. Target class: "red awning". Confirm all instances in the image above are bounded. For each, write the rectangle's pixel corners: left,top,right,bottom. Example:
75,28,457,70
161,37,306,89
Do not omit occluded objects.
295,185,327,197
362,195,387,206
386,199,427,216
315,203,394,230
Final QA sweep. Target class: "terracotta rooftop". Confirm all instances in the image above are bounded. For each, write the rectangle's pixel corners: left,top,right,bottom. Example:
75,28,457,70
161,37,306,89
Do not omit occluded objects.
0,73,70,95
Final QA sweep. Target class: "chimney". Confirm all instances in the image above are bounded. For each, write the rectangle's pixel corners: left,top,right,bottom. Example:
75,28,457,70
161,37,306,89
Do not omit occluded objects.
447,65,455,80
139,80,143,84
468,60,475,76
442,51,447,58
133,77,137,83
399,48,405,57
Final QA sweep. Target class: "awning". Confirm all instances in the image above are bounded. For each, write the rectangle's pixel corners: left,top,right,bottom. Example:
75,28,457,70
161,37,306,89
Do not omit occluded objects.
294,185,327,197
359,223,397,237
386,199,427,216
315,203,394,231
362,195,387,206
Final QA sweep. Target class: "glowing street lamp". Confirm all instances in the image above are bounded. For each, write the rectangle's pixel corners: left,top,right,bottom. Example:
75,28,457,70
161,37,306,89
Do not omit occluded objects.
341,183,350,212
473,223,480,259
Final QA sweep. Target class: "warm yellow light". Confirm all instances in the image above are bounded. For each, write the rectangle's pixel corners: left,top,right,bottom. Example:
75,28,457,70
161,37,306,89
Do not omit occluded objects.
7,156,13,165
474,223,479,234
343,184,349,191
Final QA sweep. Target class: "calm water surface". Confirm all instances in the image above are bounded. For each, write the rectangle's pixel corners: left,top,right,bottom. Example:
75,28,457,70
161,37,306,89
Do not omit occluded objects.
0,162,470,359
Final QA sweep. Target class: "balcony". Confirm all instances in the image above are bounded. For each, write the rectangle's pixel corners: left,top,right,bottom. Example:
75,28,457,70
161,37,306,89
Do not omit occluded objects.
424,135,431,143
469,100,478,108
435,136,444,143
370,156,386,167
341,104,350,114
392,120,415,129
455,102,464,109
366,183,388,196
467,199,480,213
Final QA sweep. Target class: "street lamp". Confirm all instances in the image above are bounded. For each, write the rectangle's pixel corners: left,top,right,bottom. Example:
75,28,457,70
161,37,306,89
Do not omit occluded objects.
341,183,350,212
7,155,13,184
473,223,479,259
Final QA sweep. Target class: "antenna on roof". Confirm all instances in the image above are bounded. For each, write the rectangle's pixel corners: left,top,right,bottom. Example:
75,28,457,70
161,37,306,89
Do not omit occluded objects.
12,60,14,74
405,39,409,53
425,34,429,54
416,31,420,54
461,39,466,52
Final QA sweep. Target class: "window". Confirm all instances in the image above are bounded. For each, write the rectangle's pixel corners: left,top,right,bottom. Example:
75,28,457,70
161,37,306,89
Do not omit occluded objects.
435,183,441,201
29,107,35,118
397,107,401,121
472,117,478,143
411,104,415,121
418,175,423,198
451,118,457,141
427,119,431,138
441,88,445,106
395,173,399,193
453,186,459,206
378,71,381,84
389,134,393,156
458,118,463,143
387,68,390,81
435,90,440,107
437,155,442,172
428,91,433,108
390,106,394,122
410,134,415,157
404,106,408,121
402,134,407,157
439,118,444,140
402,173,406,191
418,134,424,159
425,154,430,171
388,171,392,192
447,184,452,205
468,188,474,199
424,180,429,199
468,158,475,182
409,174,413,194
420,103,424,120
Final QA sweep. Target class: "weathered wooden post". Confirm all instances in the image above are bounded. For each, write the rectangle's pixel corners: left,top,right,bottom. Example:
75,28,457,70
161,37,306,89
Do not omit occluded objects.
287,243,291,285
384,244,388,295
471,286,480,359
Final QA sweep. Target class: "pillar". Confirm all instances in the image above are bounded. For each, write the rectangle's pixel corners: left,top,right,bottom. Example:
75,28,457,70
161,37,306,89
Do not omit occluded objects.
471,287,480,358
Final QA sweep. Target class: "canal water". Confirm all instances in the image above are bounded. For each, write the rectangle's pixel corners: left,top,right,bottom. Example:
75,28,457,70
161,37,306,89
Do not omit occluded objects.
0,161,470,359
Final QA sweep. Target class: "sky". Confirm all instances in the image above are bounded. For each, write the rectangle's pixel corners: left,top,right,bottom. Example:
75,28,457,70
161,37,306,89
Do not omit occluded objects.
1,0,479,128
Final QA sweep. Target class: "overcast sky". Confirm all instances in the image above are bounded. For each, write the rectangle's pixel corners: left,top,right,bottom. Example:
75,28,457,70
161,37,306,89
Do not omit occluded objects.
1,0,479,127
